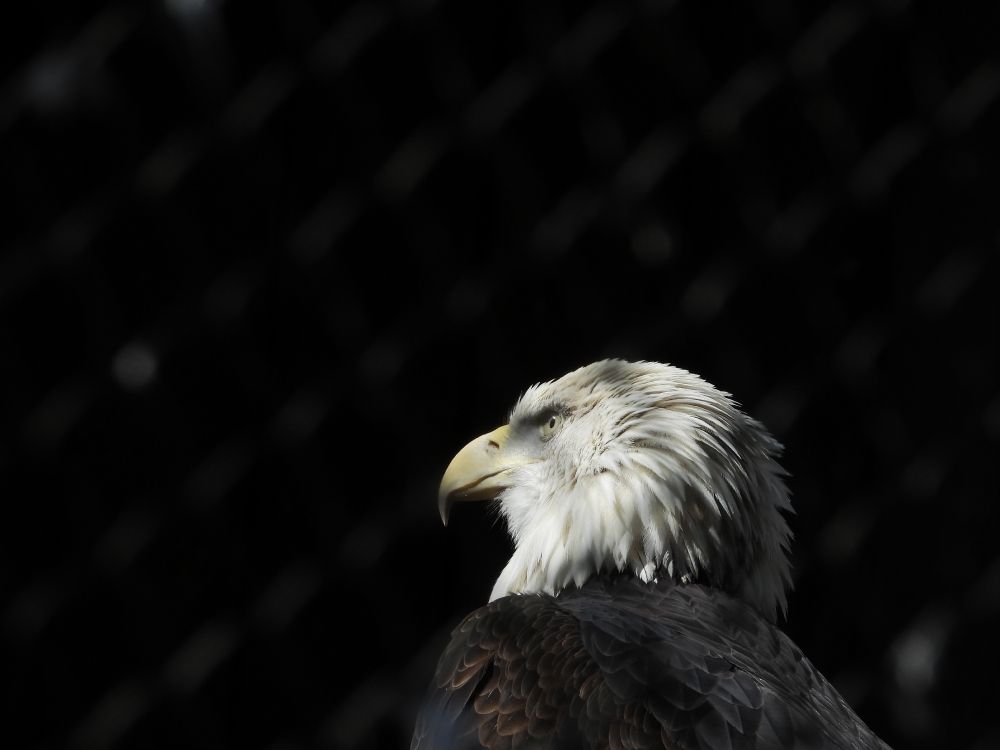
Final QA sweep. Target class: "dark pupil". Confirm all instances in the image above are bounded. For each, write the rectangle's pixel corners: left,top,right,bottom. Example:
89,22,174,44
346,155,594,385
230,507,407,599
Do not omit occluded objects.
548,416,556,429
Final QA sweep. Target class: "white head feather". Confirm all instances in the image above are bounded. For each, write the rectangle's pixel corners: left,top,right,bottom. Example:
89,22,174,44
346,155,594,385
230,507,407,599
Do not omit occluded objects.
489,359,794,621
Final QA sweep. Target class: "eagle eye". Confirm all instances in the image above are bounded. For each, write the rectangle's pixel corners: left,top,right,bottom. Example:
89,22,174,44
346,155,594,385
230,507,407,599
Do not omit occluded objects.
539,411,563,440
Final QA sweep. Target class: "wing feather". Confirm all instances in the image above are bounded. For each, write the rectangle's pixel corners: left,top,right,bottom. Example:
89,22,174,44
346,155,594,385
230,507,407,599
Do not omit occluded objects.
412,576,889,750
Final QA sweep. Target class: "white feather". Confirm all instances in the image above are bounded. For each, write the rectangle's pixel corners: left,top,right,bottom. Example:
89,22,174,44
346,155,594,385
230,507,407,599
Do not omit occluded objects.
490,359,794,621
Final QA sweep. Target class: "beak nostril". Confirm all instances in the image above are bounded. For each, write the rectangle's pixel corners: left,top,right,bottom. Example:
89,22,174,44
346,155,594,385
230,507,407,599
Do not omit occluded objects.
488,440,500,450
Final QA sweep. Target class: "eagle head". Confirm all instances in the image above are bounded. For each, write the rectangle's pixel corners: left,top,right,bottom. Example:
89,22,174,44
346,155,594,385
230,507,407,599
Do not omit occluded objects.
438,359,794,621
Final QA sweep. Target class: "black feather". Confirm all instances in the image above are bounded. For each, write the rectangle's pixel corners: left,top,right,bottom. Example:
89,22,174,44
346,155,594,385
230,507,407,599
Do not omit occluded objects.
411,575,889,750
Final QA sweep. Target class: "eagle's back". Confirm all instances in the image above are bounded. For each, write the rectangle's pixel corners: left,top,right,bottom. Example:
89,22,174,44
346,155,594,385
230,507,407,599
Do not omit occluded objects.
411,575,889,750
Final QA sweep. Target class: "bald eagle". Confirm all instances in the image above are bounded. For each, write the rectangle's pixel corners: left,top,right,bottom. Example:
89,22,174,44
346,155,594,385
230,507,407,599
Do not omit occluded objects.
412,360,889,750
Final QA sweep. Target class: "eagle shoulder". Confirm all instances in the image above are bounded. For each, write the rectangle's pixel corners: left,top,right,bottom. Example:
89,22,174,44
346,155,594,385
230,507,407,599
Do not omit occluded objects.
412,576,889,750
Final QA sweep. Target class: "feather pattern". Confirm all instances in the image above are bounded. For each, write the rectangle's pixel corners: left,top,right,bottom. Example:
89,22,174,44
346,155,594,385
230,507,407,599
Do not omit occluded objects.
412,576,889,750
490,360,792,620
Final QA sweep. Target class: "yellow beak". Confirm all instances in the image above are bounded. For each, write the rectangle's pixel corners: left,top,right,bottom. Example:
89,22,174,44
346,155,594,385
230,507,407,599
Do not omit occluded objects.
437,424,531,526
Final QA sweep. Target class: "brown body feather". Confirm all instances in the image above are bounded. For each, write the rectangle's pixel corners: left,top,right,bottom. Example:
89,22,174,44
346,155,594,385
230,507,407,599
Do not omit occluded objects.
412,575,889,750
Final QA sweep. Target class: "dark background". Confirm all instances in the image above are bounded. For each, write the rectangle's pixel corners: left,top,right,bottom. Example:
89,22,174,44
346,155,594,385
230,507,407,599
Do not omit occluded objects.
4,1,1000,748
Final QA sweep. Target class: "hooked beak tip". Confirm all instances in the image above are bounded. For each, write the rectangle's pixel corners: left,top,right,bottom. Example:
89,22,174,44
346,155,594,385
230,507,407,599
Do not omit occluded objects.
438,492,451,527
